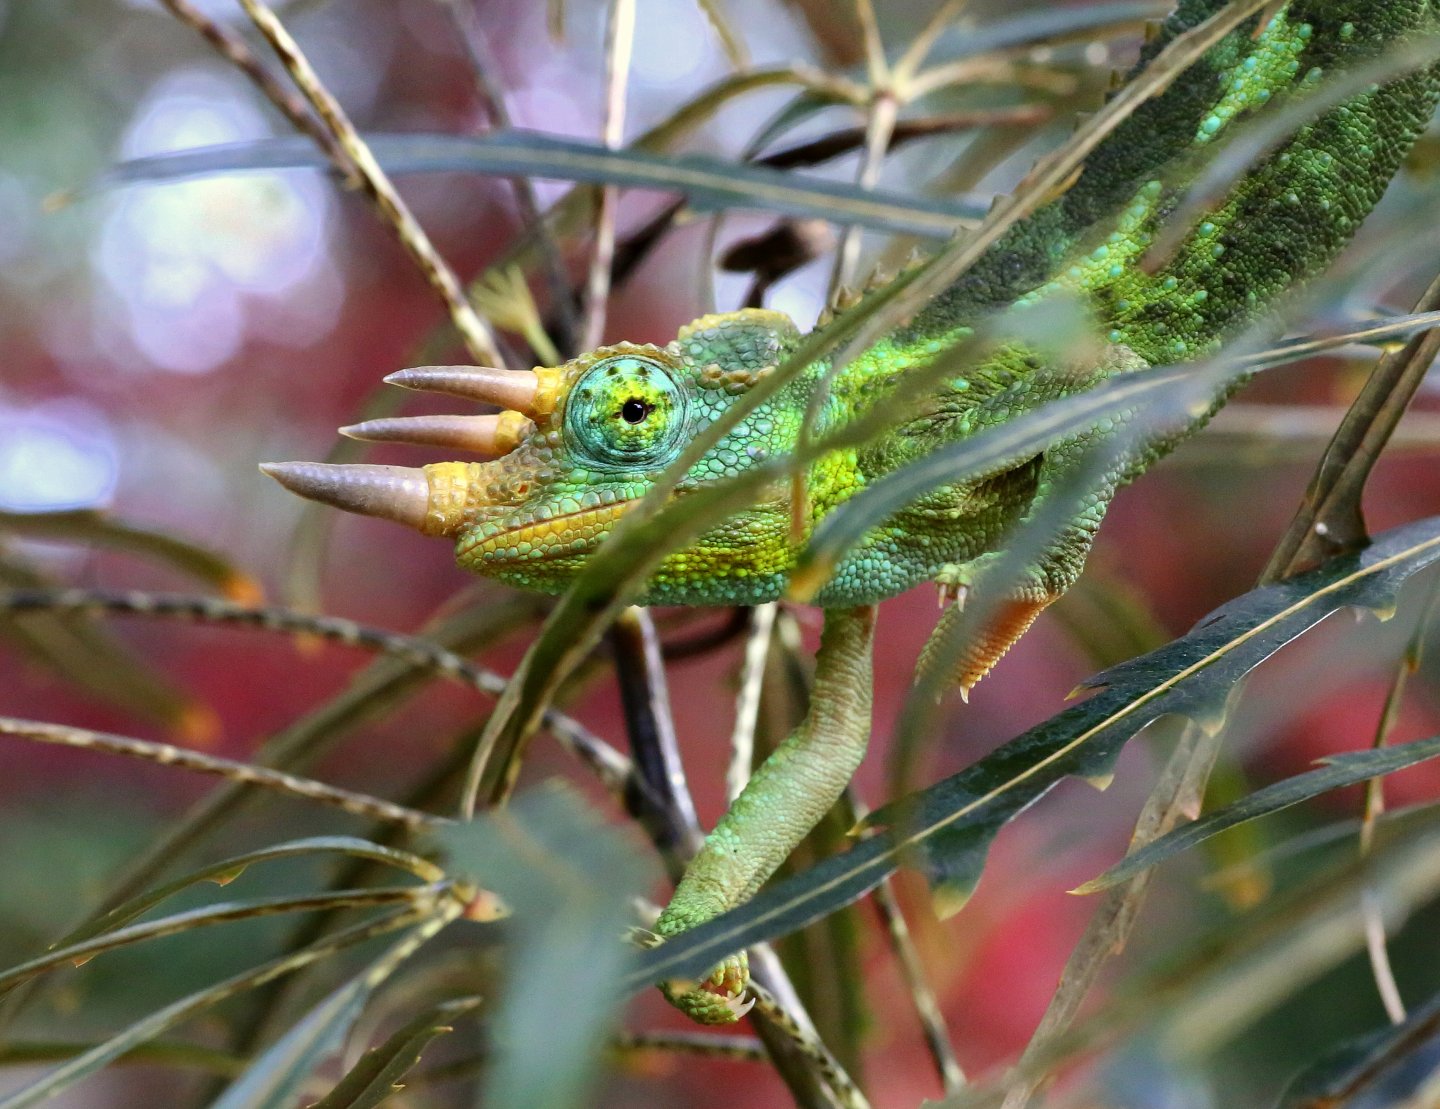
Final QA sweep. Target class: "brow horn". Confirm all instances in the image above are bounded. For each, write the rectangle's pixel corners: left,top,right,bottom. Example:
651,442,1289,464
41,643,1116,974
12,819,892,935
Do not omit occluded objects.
259,462,432,531
338,411,530,456
384,365,559,418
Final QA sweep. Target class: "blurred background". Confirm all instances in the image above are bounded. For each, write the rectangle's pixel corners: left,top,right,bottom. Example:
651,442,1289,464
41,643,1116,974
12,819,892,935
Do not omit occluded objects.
4,0,1440,1105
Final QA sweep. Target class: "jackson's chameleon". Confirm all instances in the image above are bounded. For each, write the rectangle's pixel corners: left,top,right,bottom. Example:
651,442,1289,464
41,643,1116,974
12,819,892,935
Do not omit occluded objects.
263,0,1440,1025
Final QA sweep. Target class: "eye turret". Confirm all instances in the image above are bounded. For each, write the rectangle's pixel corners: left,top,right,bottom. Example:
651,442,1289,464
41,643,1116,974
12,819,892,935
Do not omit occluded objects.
565,355,687,466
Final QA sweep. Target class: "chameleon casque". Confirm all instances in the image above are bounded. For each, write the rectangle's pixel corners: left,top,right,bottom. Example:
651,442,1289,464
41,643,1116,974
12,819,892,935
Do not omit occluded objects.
264,0,1440,1025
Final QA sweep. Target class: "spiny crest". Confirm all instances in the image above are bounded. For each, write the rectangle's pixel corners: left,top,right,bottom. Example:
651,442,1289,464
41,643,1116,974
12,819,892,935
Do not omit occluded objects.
814,251,926,328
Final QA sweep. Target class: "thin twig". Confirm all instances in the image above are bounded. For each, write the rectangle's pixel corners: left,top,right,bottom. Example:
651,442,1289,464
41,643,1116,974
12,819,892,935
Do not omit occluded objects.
829,0,897,294
1357,578,1440,1024
0,716,439,829
235,0,505,366
156,0,357,179
1001,721,1225,1109
580,0,637,350
892,0,971,87
442,0,578,355
871,878,965,1093
611,1030,766,1062
0,587,629,793
843,793,966,1097
1263,271,1440,581
727,602,777,804
750,981,872,1109
611,608,702,868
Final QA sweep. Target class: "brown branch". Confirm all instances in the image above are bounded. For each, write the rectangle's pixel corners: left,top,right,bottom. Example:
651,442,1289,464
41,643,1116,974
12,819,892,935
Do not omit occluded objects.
235,0,505,366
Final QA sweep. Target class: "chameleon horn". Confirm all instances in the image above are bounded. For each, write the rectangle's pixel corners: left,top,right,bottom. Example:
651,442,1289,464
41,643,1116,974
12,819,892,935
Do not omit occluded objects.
384,365,557,419
338,412,530,456
259,462,431,531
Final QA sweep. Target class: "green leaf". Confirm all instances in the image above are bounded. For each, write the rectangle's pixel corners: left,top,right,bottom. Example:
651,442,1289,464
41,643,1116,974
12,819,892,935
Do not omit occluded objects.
0,886,428,997
57,836,441,950
97,131,985,238
921,1,1167,65
624,515,1440,994
211,915,453,1109
0,908,420,1109
1078,733,1440,894
437,782,657,1109
1277,989,1440,1108
310,997,482,1109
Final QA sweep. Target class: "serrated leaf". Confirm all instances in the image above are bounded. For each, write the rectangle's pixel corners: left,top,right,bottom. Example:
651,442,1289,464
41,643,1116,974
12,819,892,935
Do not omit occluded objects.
623,516,1440,995
437,783,657,1109
310,997,482,1109
96,131,984,238
1078,733,1440,894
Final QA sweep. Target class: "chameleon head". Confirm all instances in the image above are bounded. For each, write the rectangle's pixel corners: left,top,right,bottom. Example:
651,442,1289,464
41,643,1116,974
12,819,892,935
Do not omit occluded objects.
261,309,806,596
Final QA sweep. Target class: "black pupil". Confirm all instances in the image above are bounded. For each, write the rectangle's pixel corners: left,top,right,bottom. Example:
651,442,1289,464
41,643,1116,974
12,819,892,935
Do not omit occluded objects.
621,399,649,424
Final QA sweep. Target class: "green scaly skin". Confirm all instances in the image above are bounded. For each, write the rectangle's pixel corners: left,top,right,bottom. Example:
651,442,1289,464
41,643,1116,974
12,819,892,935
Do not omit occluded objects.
274,1,1440,1023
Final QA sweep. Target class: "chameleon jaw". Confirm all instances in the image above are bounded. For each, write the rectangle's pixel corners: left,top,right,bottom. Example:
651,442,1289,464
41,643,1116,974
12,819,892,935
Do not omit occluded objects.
457,500,635,568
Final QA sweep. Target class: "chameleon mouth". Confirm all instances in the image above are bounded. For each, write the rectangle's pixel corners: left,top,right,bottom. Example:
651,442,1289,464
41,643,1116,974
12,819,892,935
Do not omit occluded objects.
461,501,635,565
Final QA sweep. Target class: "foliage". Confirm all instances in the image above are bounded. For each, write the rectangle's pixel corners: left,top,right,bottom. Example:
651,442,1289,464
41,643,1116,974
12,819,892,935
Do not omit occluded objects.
3,1,1440,1106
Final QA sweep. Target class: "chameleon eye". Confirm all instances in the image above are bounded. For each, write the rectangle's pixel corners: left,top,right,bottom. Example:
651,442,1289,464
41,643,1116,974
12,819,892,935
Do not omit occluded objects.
621,398,651,424
566,355,687,467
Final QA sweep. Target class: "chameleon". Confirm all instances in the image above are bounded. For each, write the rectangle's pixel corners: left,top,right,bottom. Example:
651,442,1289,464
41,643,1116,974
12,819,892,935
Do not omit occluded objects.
262,0,1440,1025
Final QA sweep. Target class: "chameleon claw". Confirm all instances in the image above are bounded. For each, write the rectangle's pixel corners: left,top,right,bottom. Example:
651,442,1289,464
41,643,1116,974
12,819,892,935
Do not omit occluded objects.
658,950,752,1025
935,564,968,610
936,581,969,610
339,412,531,456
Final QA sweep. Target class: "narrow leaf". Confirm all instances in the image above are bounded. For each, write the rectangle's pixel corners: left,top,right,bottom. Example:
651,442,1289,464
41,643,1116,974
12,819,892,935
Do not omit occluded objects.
1277,989,1440,1108
58,836,442,950
0,886,429,996
97,131,984,238
211,913,454,1109
438,783,656,1109
310,997,482,1109
0,910,420,1109
1079,733,1440,894
0,509,260,601
623,516,1440,994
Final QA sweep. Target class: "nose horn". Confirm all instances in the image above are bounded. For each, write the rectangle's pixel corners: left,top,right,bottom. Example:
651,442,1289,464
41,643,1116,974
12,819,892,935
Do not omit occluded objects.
384,365,557,419
339,411,530,456
259,462,431,531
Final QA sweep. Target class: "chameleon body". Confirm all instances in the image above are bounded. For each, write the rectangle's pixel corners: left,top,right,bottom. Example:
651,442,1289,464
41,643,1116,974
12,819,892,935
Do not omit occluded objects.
265,0,1440,1024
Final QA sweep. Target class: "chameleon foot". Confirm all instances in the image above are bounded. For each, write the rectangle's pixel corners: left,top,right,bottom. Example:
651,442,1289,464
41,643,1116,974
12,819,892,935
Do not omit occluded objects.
633,926,754,1025
659,949,754,1025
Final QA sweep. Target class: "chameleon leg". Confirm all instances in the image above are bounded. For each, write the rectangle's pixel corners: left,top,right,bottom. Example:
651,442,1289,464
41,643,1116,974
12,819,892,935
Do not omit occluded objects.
927,593,1055,700
654,604,877,1025
927,493,1107,697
